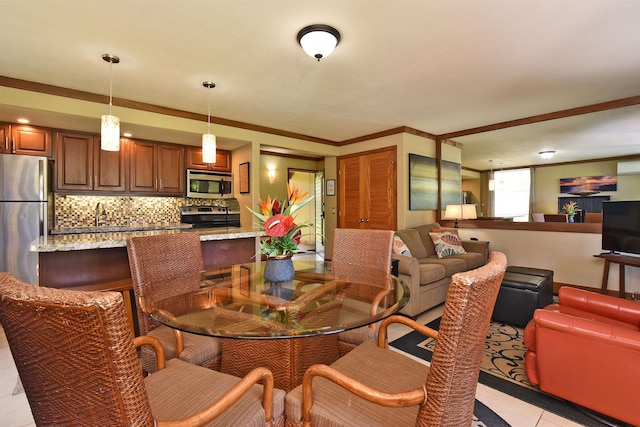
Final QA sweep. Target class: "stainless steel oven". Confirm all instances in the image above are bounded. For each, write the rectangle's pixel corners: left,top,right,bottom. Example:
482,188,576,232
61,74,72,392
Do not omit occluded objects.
187,170,232,199
180,198,241,228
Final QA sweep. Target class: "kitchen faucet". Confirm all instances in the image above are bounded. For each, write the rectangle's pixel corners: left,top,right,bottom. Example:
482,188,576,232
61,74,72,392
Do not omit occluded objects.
95,202,107,227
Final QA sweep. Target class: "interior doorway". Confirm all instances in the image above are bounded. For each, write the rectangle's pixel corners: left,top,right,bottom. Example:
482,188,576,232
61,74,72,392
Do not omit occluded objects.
288,168,325,258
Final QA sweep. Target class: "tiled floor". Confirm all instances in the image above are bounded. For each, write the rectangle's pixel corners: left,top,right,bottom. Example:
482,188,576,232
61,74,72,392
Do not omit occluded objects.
0,251,585,427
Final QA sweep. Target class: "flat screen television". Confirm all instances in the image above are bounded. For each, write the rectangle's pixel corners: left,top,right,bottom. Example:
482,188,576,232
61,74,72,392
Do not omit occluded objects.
602,200,640,255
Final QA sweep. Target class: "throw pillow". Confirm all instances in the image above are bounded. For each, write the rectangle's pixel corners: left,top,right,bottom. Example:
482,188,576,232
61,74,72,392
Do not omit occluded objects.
432,227,459,236
429,231,467,258
392,235,412,257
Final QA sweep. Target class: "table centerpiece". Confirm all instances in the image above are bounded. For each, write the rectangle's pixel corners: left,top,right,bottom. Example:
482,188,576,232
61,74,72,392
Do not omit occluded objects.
247,182,313,283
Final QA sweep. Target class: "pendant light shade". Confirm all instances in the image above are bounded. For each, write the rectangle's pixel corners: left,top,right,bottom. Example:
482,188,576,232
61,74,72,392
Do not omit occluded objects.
202,133,217,163
101,114,120,151
101,54,120,151
297,24,341,61
202,81,217,164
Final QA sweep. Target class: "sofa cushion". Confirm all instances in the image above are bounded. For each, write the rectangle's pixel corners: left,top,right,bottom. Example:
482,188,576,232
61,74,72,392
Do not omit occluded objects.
392,235,412,257
453,252,486,270
429,231,467,258
415,224,440,257
419,256,467,277
417,262,447,285
395,229,428,259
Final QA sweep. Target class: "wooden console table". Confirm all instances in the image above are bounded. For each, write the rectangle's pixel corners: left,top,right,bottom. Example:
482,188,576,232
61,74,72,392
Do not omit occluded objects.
594,253,640,298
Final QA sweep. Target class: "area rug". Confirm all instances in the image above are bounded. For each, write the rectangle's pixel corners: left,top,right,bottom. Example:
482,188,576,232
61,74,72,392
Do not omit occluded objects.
391,318,629,427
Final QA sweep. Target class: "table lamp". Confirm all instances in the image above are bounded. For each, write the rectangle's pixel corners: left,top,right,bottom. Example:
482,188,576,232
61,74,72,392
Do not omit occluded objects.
444,204,478,228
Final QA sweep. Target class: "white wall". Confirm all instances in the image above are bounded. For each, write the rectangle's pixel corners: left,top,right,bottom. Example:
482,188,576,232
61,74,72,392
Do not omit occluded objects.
457,228,640,294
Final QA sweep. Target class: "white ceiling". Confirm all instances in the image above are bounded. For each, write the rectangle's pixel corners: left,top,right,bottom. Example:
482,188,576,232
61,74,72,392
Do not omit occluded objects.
1,0,639,170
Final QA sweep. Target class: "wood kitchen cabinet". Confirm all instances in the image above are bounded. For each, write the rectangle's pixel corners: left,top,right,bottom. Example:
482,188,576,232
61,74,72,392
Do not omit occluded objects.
338,147,396,230
55,131,126,192
129,139,184,194
1,123,52,157
186,146,231,172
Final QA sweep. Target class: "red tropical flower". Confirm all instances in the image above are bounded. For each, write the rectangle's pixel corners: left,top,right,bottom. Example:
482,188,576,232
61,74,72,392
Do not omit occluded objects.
264,214,295,237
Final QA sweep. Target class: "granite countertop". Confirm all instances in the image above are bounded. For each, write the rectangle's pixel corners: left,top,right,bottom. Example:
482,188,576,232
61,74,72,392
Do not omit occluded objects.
32,227,265,252
50,223,193,235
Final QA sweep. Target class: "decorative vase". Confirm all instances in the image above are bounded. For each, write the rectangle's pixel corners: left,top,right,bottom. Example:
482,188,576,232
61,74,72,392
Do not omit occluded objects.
263,256,295,284
568,216,575,223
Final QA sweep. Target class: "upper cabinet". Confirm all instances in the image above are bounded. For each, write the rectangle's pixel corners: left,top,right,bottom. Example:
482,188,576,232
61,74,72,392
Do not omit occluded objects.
1,123,52,157
55,131,126,192
129,139,184,194
186,146,232,172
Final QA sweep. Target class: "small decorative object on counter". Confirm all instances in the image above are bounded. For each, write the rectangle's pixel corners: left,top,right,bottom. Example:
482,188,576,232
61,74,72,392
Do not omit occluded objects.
562,200,577,222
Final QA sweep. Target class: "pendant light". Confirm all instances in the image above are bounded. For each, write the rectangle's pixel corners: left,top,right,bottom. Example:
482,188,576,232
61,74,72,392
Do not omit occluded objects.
297,24,341,61
488,160,495,191
202,81,217,164
101,54,120,151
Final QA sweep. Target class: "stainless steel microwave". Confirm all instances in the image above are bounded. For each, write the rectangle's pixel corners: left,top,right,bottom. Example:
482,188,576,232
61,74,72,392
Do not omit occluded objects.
186,170,233,198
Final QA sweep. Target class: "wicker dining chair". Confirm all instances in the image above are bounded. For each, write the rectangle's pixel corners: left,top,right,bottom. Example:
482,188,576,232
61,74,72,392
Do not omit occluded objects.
126,232,222,373
0,272,285,427
331,228,395,355
284,251,507,427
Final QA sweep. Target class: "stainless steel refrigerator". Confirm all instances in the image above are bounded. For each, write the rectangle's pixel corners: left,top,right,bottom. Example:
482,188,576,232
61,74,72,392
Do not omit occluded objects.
0,153,49,285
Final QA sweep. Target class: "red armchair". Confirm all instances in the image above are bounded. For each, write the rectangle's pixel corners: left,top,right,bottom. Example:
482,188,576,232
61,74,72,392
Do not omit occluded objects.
524,287,640,426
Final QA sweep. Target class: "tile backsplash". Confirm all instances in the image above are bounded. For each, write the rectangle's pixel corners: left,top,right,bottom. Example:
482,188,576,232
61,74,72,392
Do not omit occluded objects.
52,194,220,230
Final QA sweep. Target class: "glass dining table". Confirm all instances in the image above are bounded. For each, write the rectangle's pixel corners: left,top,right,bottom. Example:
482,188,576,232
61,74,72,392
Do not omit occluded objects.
145,259,409,391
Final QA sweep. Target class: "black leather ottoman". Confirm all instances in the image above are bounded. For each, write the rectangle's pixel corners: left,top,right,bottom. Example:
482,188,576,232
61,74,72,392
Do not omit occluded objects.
492,266,554,327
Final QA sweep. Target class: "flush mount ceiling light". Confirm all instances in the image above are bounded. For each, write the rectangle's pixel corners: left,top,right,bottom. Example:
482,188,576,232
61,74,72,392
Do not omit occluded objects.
297,24,341,61
539,151,555,160
101,54,120,151
202,81,217,164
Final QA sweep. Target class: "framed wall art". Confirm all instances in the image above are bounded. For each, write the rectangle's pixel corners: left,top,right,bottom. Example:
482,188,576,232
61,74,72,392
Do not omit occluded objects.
239,162,250,194
409,153,461,210
559,175,617,195
326,179,336,196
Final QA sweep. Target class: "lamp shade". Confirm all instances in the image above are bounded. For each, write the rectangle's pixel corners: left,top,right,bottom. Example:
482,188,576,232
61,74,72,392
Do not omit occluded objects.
101,114,120,151
297,25,341,61
539,151,555,160
202,133,217,163
444,204,477,220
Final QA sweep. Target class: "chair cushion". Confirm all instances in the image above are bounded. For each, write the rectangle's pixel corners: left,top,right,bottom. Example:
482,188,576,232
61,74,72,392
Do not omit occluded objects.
337,326,377,346
141,325,222,373
392,235,412,257
146,358,285,427
395,229,428,260
429,231,467,258
285,340,427,426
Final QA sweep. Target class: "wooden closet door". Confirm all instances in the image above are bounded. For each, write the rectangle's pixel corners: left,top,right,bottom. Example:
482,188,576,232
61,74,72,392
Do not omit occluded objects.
338,147,396,230
365,150,396,230
339,156,365,228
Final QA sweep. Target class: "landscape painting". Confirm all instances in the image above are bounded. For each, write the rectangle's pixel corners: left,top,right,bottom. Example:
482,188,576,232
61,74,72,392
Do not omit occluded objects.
559,175,617,195
409,154,461,210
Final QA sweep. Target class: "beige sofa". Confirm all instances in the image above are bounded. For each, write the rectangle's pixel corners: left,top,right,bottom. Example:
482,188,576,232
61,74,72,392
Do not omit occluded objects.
393,223,490,317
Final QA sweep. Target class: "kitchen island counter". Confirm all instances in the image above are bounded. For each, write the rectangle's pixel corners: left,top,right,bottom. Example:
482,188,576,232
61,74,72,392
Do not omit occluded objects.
32,227,264,252
34,228,265,303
